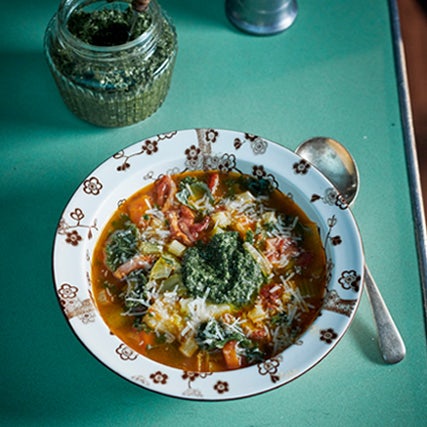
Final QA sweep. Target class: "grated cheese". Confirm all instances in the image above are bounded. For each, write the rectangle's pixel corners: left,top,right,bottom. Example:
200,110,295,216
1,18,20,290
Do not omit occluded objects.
94,171,326,370
280,274,309,312
191,194,214,213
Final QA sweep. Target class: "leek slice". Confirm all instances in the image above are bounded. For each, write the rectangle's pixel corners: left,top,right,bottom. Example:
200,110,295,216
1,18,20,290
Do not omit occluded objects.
243,242,272,276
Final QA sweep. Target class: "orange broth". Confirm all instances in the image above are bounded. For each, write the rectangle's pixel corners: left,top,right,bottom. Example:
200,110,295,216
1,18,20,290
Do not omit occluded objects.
91,171,327,372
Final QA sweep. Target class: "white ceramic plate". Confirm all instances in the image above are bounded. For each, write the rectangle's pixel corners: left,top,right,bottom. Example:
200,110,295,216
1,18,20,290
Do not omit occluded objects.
52,128,364,400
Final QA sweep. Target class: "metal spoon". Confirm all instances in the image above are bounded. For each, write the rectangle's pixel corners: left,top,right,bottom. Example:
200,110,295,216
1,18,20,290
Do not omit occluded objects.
296,137,406,364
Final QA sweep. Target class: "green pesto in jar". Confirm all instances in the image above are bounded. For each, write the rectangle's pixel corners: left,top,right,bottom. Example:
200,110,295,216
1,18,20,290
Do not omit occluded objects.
67,7,152,46
44,1,177,127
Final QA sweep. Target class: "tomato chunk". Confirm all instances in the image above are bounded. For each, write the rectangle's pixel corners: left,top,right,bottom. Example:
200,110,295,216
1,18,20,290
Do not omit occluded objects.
207,172,219,194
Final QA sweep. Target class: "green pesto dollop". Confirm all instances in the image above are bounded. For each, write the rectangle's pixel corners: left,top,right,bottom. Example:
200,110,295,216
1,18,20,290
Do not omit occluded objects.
182,232,264,307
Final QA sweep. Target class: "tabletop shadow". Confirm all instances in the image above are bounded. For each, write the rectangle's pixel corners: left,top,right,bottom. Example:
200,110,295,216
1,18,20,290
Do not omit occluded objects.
163,0,254,36
163,0,227,27
349,312,384,365
0,50,95,132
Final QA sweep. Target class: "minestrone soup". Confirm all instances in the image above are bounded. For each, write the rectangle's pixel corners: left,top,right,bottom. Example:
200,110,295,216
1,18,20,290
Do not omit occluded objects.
91,171,327,372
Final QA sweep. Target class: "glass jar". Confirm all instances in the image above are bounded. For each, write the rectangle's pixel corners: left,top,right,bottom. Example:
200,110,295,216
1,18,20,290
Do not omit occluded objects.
44,0,177,127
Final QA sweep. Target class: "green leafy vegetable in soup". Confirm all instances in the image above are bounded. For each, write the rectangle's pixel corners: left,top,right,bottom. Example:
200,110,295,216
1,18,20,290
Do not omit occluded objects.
105,218,139,271
91,170,327,372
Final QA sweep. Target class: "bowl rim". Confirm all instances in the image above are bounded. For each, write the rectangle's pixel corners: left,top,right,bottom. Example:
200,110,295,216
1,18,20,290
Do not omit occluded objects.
51,128,365,401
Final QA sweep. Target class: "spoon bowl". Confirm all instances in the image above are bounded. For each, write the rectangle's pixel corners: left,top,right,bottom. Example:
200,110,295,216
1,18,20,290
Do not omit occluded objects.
296,137,406,364
296,137,359,205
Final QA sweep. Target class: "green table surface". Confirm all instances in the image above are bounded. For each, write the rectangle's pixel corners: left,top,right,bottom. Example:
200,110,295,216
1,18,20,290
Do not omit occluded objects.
1,0,426,425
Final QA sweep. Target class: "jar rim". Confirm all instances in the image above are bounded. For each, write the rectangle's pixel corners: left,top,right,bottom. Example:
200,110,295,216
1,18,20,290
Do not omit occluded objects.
57,0,161,55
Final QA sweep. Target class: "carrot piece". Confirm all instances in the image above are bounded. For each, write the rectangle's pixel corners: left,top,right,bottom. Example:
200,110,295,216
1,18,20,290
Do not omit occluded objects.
139,330,156,351
128,195,150,225
222,340,243,370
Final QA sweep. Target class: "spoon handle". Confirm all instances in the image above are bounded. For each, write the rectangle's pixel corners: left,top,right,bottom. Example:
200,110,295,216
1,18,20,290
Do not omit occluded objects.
364,265,406,363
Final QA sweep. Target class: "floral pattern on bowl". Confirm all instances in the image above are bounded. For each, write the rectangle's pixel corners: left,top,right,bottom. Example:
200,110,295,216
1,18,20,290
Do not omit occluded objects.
52,128,364,400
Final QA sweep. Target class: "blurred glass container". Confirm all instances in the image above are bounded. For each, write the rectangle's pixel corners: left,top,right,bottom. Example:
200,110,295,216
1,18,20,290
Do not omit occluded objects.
44,0,177,127
225,0,298,35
